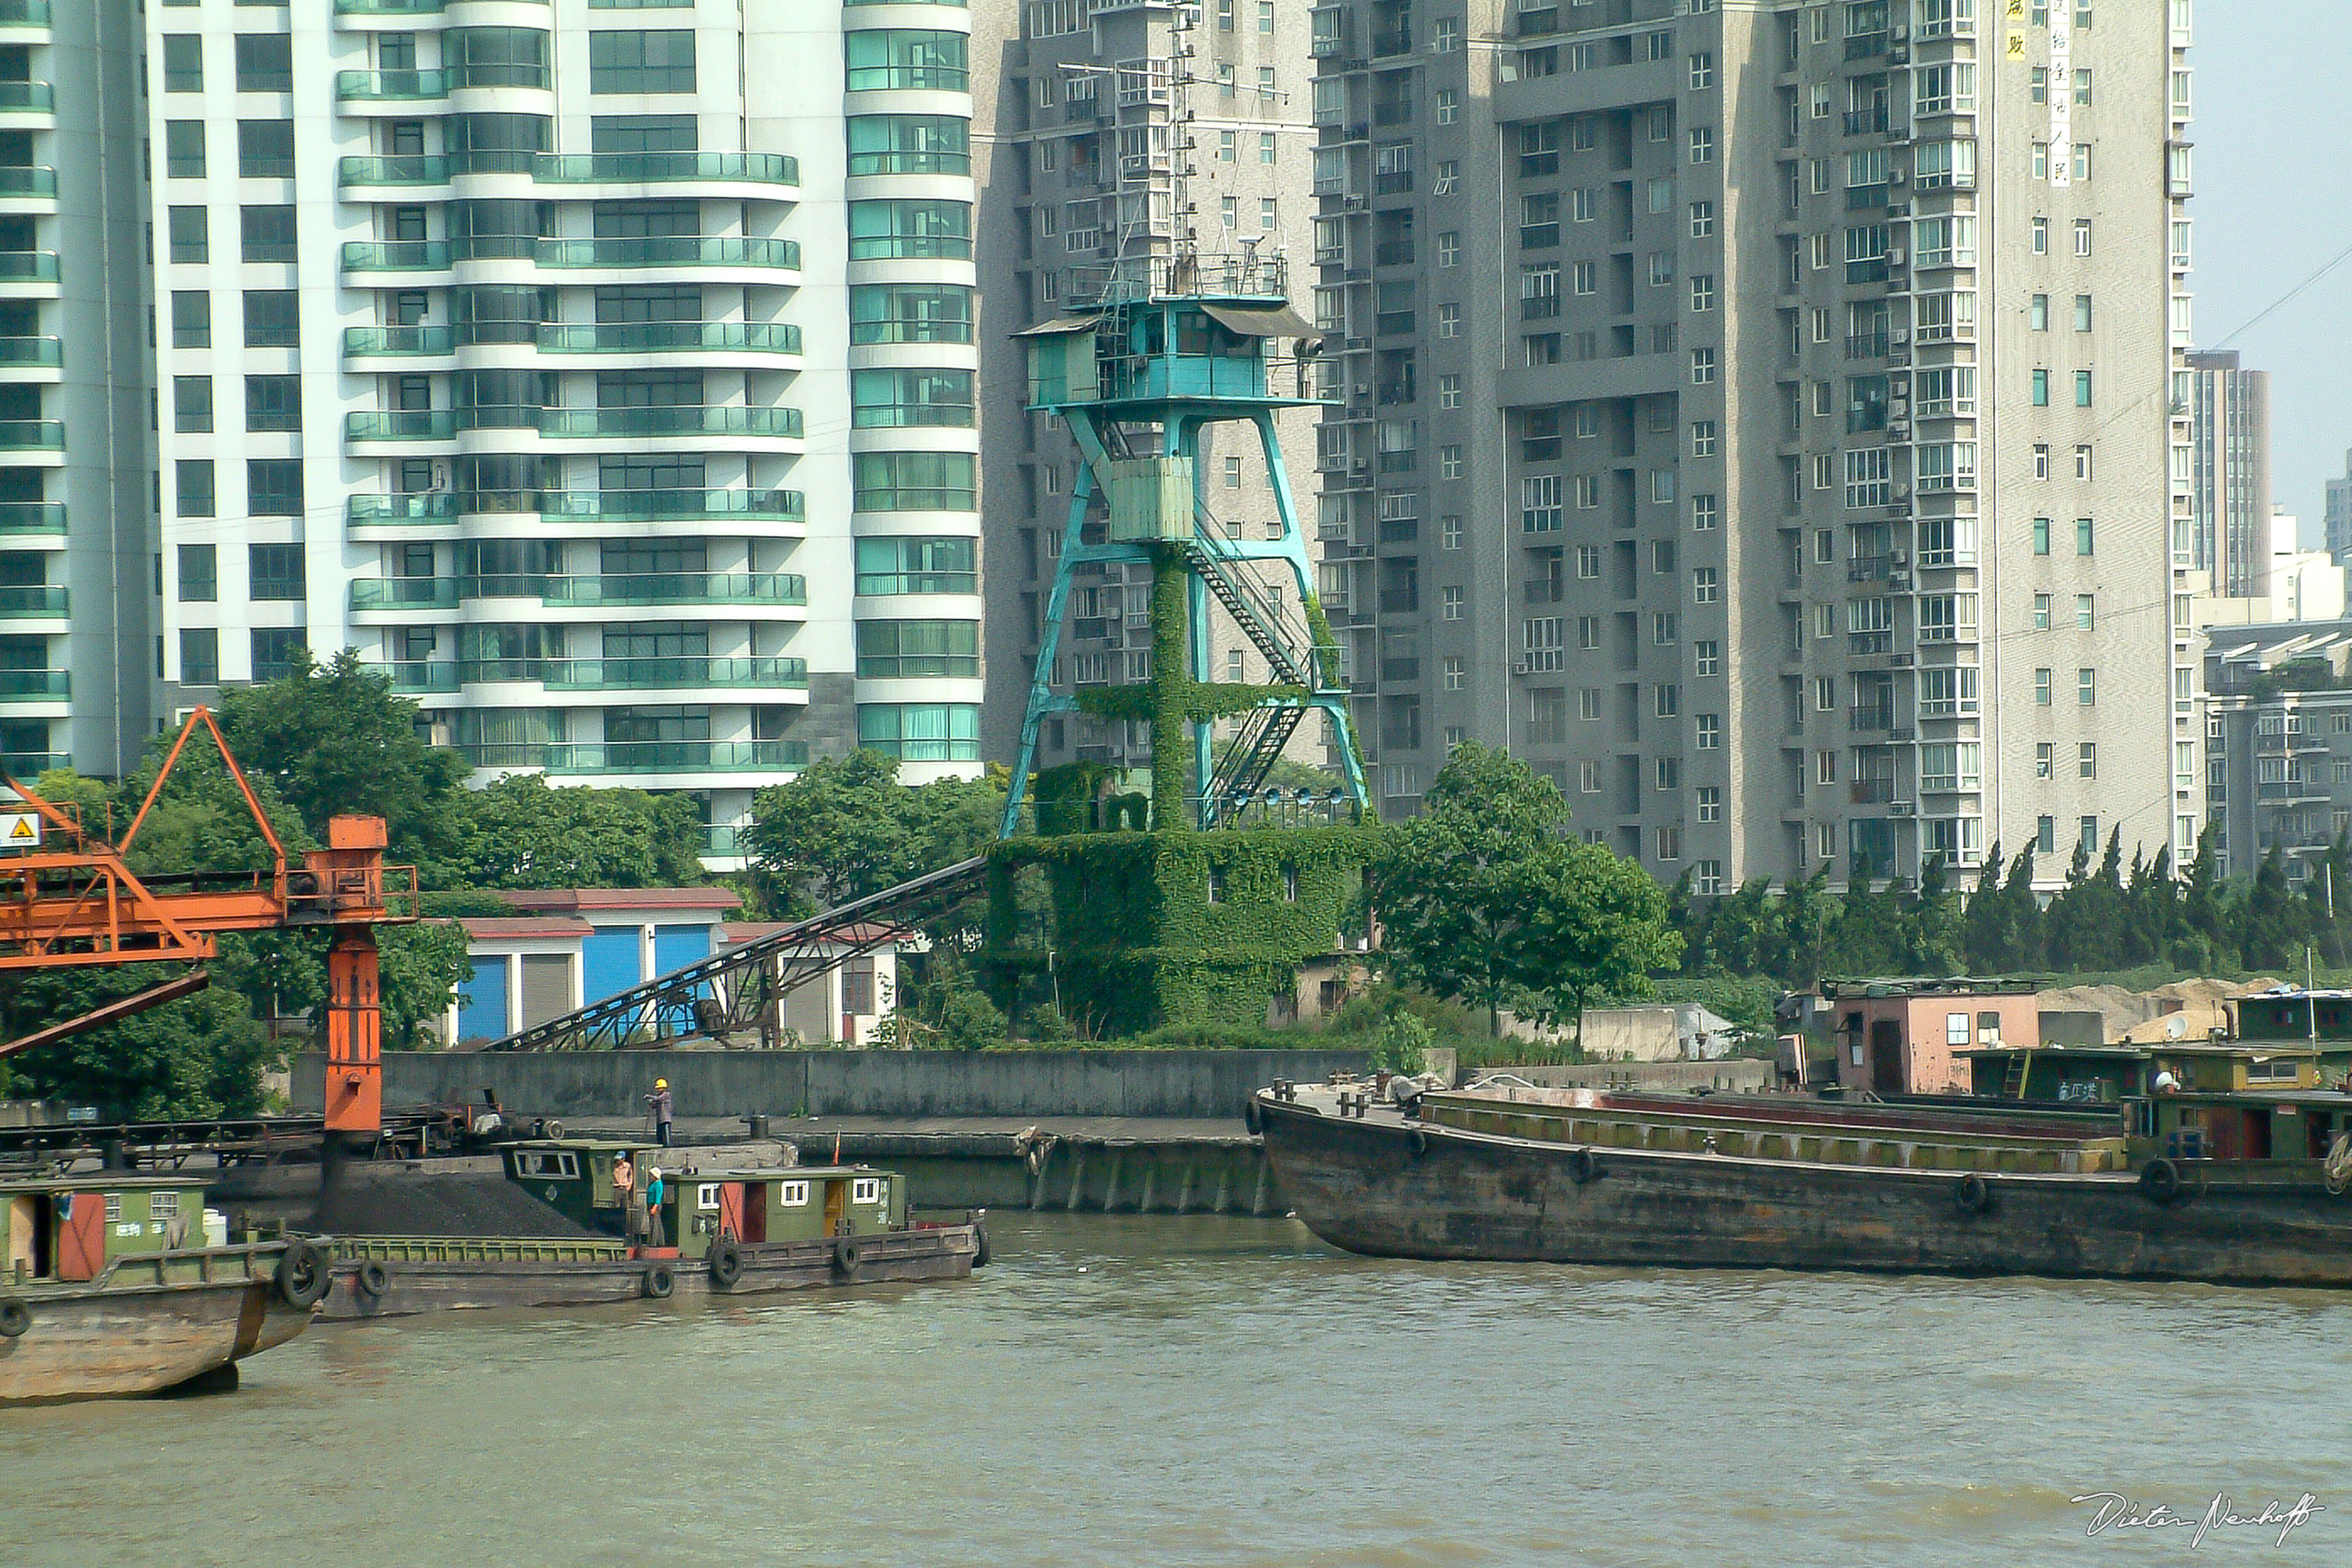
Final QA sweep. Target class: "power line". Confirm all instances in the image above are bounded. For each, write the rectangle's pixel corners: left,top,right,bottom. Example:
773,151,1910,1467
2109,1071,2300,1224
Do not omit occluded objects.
2210,236,2352,350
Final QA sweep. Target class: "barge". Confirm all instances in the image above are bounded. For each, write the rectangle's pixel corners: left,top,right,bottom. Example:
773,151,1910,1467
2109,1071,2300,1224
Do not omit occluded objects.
2,1174,325,1404
1252,1073,2352,1288
317,1139,982,1320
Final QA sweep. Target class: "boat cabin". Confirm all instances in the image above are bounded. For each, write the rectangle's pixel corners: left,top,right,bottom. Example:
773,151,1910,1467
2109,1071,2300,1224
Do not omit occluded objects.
501,1141,907,1258
3,1175,215,1284
1962,1043,2149,1103
2134,1089,2352,1164
1821,977,2042,1096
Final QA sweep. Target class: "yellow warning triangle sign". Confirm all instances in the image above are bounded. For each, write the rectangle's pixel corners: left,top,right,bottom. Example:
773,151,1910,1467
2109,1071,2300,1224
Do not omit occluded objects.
7,818,34,840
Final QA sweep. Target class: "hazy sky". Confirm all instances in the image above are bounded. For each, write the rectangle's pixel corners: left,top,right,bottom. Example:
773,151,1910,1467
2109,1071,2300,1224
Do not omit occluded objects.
2191,0,2352,538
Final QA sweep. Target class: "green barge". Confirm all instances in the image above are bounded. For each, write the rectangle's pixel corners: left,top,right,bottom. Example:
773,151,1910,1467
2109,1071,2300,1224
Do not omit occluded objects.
316,1140,983,1320
3,1173,326,1404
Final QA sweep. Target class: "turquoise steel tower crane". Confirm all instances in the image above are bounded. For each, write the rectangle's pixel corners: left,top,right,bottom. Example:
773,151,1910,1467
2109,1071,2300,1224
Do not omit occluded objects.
1001,254,1367,835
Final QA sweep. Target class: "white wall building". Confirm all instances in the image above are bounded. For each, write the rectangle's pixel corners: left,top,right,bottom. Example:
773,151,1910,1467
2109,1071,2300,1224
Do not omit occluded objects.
141,0,983,859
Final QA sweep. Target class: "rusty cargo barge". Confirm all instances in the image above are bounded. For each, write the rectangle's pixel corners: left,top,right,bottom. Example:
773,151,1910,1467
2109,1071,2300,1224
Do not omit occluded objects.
1252,1079,2352,1289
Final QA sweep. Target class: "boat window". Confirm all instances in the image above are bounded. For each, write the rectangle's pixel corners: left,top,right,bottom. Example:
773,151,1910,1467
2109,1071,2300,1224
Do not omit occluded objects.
778,1180,809,1207
514,1151,580,1179
1975,1010,2001,1044
152,1191,179,1218
104,1193,122,1223
696,1183,722,1210
1945,1012,1970,1046
853,1177,884,1205
2246,1059,2300,1082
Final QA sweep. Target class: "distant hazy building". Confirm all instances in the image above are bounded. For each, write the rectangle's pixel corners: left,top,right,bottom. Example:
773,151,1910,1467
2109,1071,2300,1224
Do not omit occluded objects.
2185,348,2271,598
2202,619,2352,884
2325,449,2352,563
1305,0,2198,888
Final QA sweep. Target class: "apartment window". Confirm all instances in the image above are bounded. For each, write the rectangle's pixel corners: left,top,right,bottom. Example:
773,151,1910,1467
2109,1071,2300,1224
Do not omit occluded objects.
2030,369,2049,408
1688,128,1713,164
1261,132,1278,164
2074,295,2093,333
167,207,208,265
1260,197,1278,231
1689,275,1714,313
1441,517,1462,549
1441,586,1464,622
240,206,297,264
2080,817,2100,859
2075,517,2094,555
180,628,220,686
177,544,217,604
1690,348,1716,385
1689,52,1713,90
248,543,304,602
1259,0,1276,32
1435,91,1459,126
1220,197,1238,231
232,289,299,350
251,629,307,684
164,121,206,179
1440,445,1463,480
248,459,303,517
2077,668,2097,706
1690,201,1714,239
172,376,213,434
162,35,204,93
1690,421,1718,459
238,119,295,178
175,460,215,518
590,29,696,93
2036,743,2054,779
2030,294,2050,333
854,451,975,512
2032,592,2050,629
1696,715,1721,750
1437,304,1461,337
233,33,293,93
1691,568,1719,604
856,620,980,679
2075,446,2094,481
244,374,300,433
1437,232,1460,268
2033,445,2051,481
2078,743,2098,781
1576,546,1600,579
2074,220,2092,256
2037,816,2056,855
2031,218,2048,255
1442,658,1465,692
2034,668,2052,706
163,297,210,355
1694,640,1719,677
1439,375,1463,410
1218,130,1237,163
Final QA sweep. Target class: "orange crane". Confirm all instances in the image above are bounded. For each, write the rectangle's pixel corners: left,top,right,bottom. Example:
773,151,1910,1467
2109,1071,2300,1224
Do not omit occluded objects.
0,707,416,1141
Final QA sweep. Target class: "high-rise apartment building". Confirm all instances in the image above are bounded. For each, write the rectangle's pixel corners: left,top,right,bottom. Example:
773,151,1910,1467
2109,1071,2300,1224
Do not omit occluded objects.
2184,347,2269,597
1307,0,2198,887
973,0,1323,774
141,0,983,857
0,2,151,778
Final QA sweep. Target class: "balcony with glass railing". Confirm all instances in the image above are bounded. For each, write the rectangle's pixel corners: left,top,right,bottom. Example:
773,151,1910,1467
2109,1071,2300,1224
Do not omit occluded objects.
0,2,51,28
0,584,66,616
0,335,58,367
536,321,802,355
0,501,60,534
342,240,452,273
334,0,449,13
0,82,53,114
456,739,808,775
0,419,60,449
537,406,803,440
457,656,808,691
334,68,455,102
534,152,797,188
337,154,451,187
0,669,66,698
349,572,807,610
344,324,456,357
348,488,805,526
0,166,56,197
533,236,798,271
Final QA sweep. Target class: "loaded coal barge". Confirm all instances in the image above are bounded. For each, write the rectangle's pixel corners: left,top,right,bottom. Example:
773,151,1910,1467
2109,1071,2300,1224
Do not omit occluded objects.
1252,1071,2352,1288
308,1137,982,1320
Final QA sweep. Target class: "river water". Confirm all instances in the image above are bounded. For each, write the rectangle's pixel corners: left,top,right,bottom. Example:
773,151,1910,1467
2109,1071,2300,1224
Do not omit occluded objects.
5,1213,2347,1566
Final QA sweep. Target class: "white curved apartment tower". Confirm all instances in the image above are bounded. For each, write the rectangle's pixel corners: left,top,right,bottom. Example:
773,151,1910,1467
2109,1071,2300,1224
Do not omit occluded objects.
142,0,982,858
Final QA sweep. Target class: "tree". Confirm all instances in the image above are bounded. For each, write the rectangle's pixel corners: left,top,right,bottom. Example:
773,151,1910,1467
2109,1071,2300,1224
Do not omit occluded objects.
215,648,468,864
0,963,277,1120
742,750,1003,916
2239,846,2309,972
1367,744,1679,1034
444,774,707,890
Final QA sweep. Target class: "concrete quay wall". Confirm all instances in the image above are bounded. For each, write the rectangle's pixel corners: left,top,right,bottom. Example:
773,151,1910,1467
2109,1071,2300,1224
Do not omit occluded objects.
294,1048,1373,1122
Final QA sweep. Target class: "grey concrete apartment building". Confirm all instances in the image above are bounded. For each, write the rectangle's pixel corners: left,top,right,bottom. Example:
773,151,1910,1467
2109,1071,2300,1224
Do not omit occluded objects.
972,0,1324,773
2184,346,2268,598
1306,0,2199,890
2202,619,2352,885
0,1,151,779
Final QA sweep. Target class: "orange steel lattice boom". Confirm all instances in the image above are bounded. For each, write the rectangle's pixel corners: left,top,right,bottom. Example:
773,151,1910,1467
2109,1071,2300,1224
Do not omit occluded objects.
0,707,417,1136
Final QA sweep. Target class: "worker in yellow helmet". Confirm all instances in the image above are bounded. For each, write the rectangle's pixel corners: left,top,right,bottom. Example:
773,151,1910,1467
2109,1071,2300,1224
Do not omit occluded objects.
645,1076,674,1147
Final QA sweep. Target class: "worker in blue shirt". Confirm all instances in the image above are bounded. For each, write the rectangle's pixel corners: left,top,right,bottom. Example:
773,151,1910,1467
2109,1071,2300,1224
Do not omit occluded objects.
645,1165,667,1248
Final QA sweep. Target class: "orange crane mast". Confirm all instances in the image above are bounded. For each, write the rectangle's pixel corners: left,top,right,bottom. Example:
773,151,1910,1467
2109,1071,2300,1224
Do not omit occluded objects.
0,707,417,1140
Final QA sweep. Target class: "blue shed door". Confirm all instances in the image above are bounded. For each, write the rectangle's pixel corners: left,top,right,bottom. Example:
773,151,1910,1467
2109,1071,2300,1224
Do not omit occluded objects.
654,924,711,993
583,927,642,1004
458,955,509,1043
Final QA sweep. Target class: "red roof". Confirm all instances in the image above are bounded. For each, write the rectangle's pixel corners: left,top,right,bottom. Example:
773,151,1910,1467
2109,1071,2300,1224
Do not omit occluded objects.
719,920,906,945
500,887,741,916
458,916,594,939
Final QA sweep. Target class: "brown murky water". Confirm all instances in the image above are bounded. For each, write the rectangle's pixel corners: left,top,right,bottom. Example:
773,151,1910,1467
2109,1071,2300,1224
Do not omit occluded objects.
4,1213,2347,1566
